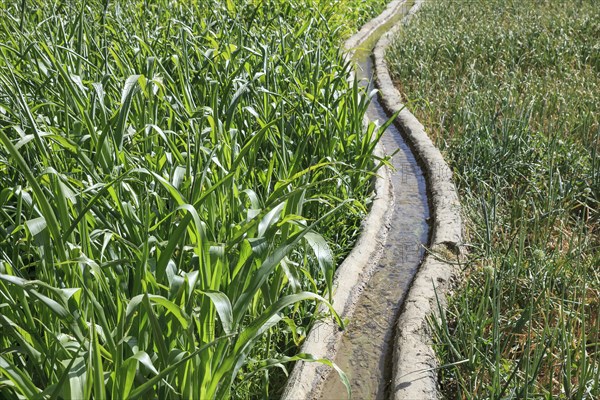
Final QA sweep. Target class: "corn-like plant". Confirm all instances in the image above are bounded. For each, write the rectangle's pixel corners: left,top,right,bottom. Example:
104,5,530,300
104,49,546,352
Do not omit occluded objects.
0,0,387,398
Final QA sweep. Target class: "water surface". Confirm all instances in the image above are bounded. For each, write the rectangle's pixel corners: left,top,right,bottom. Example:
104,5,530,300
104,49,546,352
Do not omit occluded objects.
319,37,430,400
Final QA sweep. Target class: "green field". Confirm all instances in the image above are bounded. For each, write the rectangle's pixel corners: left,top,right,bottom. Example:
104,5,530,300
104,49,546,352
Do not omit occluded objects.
0,0,388,398
388,0,599,398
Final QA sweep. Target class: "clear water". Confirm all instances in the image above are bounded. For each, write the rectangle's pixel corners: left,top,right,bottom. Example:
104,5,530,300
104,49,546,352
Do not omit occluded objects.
319,46,430,400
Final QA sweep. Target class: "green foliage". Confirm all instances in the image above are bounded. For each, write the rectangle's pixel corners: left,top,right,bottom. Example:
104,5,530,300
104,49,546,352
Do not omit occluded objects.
387,0,599,398
321,0,390,38
0,0,386,397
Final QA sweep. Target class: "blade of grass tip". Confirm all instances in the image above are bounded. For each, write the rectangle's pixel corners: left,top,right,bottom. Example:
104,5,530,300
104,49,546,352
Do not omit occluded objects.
396,359,470,378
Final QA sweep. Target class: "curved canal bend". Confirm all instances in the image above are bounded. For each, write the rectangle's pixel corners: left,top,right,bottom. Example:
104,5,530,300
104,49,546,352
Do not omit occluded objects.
320,24,430,400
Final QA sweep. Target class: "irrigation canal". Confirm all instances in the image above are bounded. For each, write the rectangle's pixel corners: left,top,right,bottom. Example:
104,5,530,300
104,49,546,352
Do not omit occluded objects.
319,27,431,399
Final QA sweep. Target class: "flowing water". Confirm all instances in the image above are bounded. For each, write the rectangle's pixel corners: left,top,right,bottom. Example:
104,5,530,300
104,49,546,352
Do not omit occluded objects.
319,26,430,400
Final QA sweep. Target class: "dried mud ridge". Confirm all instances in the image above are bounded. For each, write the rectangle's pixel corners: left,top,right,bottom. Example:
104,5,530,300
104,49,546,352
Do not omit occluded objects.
282,1,465,399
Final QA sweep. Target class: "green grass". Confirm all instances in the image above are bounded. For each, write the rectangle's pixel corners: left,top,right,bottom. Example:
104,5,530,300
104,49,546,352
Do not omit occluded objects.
0,0,387,398
331,0,390,38
387,0,599,398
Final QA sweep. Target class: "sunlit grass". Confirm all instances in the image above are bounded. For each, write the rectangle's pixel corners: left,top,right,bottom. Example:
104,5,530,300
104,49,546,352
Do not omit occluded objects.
0,0,386,398
387,0,599,398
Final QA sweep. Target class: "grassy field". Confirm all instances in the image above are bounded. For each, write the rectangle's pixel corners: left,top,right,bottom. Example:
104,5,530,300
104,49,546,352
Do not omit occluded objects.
0,0,388,398
387,0,599,398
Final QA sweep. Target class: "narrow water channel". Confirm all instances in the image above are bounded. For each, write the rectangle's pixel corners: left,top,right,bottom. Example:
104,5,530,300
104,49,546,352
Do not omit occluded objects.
319,31,430,400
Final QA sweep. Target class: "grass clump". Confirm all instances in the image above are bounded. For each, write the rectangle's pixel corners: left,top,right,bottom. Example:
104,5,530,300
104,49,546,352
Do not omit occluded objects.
0,0,387,398
325,0,390,38
387,0,599,398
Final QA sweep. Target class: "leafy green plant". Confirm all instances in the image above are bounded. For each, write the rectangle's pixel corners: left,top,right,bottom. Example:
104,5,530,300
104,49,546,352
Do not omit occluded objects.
0,0,387,398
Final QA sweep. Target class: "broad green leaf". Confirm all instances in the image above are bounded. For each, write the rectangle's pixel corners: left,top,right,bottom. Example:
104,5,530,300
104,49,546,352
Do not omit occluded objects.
114,74,141,150
147,295,189,329
126,294,188,330
119,351,157,398
25,216,47,237
202,291,234,334
29,290,70,319
258,201,285,237
67,357,87,400
304,231,335,301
